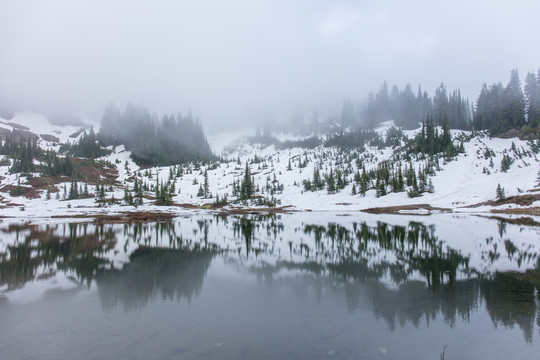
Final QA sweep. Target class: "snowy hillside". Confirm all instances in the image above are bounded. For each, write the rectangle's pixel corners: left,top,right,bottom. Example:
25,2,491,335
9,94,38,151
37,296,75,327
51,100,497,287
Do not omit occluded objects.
0,112,539,219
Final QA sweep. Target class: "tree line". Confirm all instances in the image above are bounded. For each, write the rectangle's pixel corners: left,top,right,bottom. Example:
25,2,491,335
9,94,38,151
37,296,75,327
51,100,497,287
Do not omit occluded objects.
98,103,214,166
343,82,472,130
474,68,540,136
340,67,540,137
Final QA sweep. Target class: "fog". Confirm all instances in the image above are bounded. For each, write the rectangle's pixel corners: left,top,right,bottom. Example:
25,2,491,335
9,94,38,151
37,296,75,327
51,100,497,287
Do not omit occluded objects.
1,0,539,130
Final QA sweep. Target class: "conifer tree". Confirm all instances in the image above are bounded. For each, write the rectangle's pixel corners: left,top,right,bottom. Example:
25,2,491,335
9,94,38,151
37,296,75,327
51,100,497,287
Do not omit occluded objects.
99,182,105,201
501,154,513,172
197,184,204,197
496,183,506,201
240,162,254,200
312,164,324,190
327,168,336,194
525,70,540,129
155,176,160,200
203,170,210,198
501,69,526,131
354,170,361,184
359,169,368,196
68,179,78,199
124,186,131,205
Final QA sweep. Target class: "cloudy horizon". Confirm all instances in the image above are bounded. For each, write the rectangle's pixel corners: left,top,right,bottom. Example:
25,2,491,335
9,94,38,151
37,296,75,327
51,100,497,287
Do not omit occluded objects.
1,0,539,129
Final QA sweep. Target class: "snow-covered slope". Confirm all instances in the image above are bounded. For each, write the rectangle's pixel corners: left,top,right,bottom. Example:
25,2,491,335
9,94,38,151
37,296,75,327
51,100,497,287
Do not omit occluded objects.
1,112,539,219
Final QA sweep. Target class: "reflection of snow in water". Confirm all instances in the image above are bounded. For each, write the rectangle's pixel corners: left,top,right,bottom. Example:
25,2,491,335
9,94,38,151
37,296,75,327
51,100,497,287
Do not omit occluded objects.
0,212,538,304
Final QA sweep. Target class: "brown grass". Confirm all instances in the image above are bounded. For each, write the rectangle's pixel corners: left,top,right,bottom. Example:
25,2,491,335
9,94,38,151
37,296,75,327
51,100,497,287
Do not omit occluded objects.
362,204,451,215
464,193,540,208
51,211,179,224
490,207,540,216
0,184,42,199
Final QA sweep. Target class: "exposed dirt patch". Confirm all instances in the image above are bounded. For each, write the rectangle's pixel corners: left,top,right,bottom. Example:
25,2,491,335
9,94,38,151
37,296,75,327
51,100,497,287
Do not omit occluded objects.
51,211,179,224
464,193,540,208
2,202,23,207
25,175,68,189
78,160,118,184
0,184,42,199
490,207,540,216
93,212,178,224
362,204,451,215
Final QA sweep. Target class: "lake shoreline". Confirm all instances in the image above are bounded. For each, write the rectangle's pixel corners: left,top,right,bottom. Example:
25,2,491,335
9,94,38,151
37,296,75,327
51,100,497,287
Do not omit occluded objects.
2,201,540,227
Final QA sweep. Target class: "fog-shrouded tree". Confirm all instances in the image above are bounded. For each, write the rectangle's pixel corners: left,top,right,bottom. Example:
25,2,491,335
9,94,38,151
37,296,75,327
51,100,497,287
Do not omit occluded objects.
524,69,540,129
474,82,504,133
433,83,449,126
98,104,214,166
340,98,356,129
501,68,526,132
359,81,468,130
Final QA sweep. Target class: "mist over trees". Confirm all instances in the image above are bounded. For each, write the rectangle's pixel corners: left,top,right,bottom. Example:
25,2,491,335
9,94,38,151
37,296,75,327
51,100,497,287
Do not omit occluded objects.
98,104,213,166
343,82,472,130
474,68,540,136
333,68,540,138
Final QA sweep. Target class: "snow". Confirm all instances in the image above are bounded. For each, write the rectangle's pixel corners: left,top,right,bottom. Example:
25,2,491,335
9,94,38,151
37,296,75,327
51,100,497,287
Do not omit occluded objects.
0,112,539,220
1,211,538,303
0,112,88,146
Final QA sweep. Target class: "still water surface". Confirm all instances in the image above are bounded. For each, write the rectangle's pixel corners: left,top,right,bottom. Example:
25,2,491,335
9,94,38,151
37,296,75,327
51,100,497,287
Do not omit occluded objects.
0,213,539,359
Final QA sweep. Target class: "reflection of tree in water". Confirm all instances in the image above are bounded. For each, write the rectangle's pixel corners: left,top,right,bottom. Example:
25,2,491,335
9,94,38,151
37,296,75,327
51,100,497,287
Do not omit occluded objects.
96,246,215,312
247,218,540,342
480,269,540,343
1,217,539,342
232,215,283,257
304,221,470,291
247,258,540,342
0,221,217,312
0,223,116,290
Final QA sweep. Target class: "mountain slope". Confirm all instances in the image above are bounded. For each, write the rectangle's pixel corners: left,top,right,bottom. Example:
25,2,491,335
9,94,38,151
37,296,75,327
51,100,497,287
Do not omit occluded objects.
0,112,539,218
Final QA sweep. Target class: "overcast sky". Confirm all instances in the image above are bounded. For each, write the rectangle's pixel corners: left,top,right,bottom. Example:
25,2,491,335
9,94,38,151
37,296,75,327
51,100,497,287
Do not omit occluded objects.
1,0,539,129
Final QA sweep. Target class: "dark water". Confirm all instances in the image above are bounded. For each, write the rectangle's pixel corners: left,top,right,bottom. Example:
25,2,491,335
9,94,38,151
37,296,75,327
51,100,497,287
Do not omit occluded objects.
0,213,539,359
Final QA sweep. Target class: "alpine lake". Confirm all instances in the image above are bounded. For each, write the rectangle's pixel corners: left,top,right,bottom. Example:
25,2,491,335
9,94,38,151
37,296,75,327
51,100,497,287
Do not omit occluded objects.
1,212,539,360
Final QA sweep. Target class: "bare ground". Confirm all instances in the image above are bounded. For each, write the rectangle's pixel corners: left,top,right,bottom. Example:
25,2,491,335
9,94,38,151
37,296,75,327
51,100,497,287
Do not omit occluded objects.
51,211,179,224
464,193,540,208
361,204,451,215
